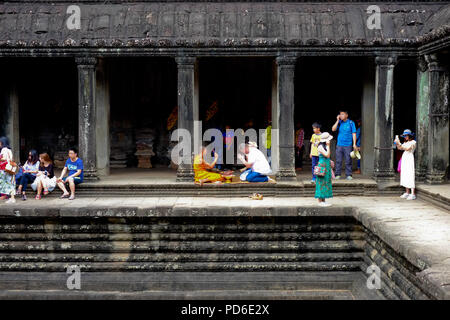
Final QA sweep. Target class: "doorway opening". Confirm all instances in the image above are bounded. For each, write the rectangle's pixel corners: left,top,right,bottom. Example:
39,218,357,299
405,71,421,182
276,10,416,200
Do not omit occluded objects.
294,57,367,177
108,58,177,170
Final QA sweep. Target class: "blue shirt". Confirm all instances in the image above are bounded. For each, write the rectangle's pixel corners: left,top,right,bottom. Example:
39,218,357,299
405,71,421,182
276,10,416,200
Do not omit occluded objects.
356,127,361,147
337,119,356,147
65,158,84,181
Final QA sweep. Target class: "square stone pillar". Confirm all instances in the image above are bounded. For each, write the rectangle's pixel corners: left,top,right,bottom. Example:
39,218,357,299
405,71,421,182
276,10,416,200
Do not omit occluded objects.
425,53,449,184
3,81,20,163
96,58,110,176
415,56,430,182
373,56,397,182
270,59,279,175
76,57,98,181
275,55,297,181
361,58,375,176
175,56,198,182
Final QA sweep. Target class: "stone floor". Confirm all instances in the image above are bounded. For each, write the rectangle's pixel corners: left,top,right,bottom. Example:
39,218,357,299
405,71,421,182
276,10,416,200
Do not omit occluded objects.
81,167,376,186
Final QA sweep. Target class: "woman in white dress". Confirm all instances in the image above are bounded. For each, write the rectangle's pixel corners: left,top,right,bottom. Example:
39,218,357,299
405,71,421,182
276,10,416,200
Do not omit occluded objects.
394,129,416,200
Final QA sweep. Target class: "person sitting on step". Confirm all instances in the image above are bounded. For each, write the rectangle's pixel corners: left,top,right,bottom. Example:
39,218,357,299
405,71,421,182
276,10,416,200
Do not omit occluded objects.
16,149,40,201
31,153,56,200
194,144,233,186
56,147,83,200
238,142,274,183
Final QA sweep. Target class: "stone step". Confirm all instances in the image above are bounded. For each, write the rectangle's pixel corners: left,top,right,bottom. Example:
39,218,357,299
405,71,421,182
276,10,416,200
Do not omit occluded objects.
0,261,363,272
0,289,357,300
0,240,365,253
0,231,365,241
0,271,379,300
0,252,364,263
0,271,384,299
0,222,364,233
48,181,403,198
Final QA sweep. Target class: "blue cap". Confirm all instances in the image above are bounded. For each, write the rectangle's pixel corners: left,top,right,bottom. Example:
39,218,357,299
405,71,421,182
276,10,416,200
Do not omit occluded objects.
401,129,414,137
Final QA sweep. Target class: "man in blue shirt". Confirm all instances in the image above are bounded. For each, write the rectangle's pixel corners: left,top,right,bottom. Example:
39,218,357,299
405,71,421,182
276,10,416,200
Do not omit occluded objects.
332,110,357,180
56,147,84,200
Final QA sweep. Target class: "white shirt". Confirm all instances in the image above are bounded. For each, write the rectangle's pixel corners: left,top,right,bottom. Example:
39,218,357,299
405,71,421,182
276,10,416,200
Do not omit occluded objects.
1,147,12,163
247,147,272,175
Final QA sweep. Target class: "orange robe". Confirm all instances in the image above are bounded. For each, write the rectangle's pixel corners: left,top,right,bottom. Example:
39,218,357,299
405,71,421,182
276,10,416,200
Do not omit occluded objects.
193,154,224,183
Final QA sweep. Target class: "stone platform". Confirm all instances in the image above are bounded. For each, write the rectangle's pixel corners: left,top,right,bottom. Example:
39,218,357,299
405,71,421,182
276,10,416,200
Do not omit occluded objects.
0,196,448,299
416,183,450,211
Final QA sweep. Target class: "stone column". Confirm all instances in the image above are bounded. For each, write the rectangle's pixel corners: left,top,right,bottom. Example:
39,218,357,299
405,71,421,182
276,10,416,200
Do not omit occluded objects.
76,57,98,181
275,55,297,181
361,57,375,176
373,56,397,182
425,53,449,184
96,58,110,176
175,56,197,182
415,56,429,182
270,59,279,174
4,81,20,162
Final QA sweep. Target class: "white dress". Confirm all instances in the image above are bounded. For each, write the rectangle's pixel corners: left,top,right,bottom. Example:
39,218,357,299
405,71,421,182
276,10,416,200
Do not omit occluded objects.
31,174,57,192
400,140,416,189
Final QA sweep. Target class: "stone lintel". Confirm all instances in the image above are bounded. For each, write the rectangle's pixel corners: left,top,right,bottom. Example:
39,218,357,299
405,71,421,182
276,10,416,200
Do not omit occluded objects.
374,55,397,67
425,53,445,72
75,56,97,67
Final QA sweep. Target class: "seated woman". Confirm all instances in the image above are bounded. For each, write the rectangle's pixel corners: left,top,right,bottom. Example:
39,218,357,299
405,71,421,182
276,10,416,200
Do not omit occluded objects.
16,149,40,201
31,153,56,200
194,145,232,185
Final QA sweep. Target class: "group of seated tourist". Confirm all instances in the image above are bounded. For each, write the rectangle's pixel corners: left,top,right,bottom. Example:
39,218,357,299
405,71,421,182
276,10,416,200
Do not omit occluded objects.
0,136,84,203
2,135,273,202
194,141,274,185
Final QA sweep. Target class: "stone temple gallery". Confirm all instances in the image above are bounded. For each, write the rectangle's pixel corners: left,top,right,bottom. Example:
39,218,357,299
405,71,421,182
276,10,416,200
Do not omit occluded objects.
0,0,449,301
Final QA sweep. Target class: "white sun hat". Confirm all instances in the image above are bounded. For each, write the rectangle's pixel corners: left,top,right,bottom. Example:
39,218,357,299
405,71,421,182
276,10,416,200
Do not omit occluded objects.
350,150,361,159
319,132,333,142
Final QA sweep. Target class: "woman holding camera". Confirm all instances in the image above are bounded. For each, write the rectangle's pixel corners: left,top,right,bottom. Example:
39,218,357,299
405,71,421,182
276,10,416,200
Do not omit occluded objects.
395,129,417,200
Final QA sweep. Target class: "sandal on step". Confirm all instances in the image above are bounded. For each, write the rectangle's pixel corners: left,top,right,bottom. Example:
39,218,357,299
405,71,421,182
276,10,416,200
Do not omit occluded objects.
35,195,41,200
68,195,75,200
43,190,49,196
61,194,70,199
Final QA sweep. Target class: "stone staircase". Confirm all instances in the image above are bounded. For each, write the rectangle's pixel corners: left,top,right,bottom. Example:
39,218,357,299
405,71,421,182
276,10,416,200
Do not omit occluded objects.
0,213,440,299
0,216,364,272
0,215,379,299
